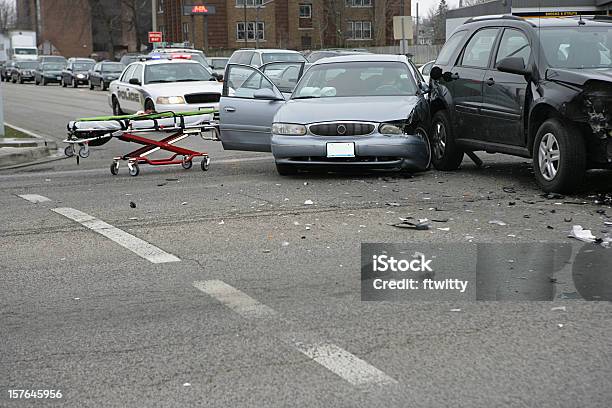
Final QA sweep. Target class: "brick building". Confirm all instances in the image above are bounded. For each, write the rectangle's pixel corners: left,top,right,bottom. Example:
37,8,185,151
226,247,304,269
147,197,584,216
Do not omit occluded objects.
157,0,410,52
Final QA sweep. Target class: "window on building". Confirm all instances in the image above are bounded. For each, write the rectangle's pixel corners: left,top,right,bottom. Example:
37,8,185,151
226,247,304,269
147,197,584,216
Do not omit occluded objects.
182,22,190,42
301,36,312,49
347,21,372,40
236,22,265,41
299,4,312,18
157,0,164,13
236,0,263,6
346,0,372,7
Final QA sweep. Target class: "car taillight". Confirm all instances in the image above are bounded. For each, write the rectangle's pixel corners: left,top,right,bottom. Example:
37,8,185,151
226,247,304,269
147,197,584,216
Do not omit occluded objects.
171,54,192,60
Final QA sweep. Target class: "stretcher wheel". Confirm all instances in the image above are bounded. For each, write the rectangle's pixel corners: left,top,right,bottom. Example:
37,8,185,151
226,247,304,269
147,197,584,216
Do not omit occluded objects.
78,145,90,159
64,145,75,157
181,159,193,170
201,157,210,171
110,162,119,175
129,163,140,177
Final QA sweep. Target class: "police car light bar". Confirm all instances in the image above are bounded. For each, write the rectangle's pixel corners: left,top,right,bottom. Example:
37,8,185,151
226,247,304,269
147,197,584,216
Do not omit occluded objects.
170,54,192,60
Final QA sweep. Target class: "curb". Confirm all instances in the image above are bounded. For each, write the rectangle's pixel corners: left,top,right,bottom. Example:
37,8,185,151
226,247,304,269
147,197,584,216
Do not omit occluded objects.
0,124,58,168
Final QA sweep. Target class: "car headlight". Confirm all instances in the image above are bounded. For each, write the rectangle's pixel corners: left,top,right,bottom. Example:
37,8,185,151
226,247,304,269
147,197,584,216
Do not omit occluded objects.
156,96,186,104
272,123,307,136
77,74,85,78
379,124,404,135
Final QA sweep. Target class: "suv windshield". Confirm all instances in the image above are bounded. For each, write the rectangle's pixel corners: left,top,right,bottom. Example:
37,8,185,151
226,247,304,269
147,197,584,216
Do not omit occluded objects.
262,53,306,64
102,63,124,72
42,63,64,70
17,61,39,69
144,62,214,84
292,61,417,99
541,26,612,69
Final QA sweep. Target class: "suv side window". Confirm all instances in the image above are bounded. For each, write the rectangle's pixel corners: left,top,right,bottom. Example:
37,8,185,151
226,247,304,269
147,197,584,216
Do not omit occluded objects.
436,30,467,66
495,28,531,67
460,28,499,68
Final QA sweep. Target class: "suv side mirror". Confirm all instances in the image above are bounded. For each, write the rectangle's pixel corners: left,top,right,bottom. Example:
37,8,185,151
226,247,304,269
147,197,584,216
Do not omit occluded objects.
497,57,530,77
429,66,442,80
128,78,141,85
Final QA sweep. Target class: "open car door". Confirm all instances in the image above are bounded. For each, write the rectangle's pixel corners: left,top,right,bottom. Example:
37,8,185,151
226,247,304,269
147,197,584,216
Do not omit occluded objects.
219,64,286,152
260,61,306,97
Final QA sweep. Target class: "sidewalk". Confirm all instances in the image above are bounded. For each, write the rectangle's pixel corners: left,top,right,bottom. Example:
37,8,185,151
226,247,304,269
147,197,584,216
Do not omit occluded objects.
0,124,58,168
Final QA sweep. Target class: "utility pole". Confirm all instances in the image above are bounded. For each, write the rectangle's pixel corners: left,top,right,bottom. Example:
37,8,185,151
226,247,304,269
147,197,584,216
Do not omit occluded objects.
415,2,419,46
152,0,157,31
0,84,4,137
243,2,248,47
256,0,276,49
400,0,405,54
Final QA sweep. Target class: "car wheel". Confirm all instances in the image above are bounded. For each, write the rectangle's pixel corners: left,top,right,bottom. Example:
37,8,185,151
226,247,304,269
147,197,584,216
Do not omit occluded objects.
144,99,156,113
89,81,94,90
18,76,24,84
41,78,46,86
35,79,39,85
102,82,108,91
275,163,298,176
430,110,464,171
72,78,78,88
112,97,124,116
413,125,432,172
533,118,586,193
61,78,66,87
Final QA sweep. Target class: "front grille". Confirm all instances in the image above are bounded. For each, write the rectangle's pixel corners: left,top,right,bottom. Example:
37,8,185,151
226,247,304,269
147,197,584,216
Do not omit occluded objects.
185,93,221,104
309,122,375,136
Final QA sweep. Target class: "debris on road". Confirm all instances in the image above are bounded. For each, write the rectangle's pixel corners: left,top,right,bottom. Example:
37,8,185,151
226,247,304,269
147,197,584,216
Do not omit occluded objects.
385,202,400,207
551,306,567,312
281,241,290,247
304,200,314,205
542,193,564,200
450,308,461,312
181,202,188,206
218,220,225,225
391,217,431,230
129,201,136,208
489,220,507,226
262,249,271,253
503,186,516,194
568,225,596,243
437,227,450,231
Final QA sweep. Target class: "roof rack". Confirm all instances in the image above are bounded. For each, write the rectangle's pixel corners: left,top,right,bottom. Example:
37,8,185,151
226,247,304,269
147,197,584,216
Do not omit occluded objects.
464,14,524,24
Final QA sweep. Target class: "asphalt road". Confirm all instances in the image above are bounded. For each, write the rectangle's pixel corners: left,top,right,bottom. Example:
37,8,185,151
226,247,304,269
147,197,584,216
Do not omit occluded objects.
1,81,611,407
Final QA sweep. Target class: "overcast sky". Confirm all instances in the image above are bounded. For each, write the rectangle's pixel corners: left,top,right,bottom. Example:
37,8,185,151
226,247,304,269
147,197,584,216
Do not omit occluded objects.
412,0,462,19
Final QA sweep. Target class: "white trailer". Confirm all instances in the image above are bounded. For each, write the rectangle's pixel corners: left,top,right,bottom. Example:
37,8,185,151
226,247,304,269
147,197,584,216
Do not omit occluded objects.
9,30,38,61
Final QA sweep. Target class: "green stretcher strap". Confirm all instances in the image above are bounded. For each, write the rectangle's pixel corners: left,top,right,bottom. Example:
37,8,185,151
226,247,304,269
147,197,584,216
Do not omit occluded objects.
76,109,217,122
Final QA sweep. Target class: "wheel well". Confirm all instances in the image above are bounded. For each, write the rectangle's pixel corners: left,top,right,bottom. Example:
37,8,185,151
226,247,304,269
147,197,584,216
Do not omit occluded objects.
144,98,155,109
430,99,446,117
528,104,560,154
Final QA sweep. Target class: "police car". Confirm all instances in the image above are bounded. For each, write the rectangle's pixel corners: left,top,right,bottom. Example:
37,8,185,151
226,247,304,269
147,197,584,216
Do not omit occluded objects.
108,56,223,116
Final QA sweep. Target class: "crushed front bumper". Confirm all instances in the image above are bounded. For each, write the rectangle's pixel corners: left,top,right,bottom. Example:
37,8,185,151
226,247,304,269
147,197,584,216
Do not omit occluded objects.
271,133,430,171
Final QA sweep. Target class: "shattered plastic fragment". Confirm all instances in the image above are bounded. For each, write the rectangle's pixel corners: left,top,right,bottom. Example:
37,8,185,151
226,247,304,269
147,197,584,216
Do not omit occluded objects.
129,201,136,208
304,200,314,205
489,220,507,226
568,225,596,243
551,306,566,312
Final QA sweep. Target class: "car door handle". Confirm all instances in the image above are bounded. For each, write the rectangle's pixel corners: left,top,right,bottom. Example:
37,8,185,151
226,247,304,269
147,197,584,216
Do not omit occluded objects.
224,107,236,112
486,78,495,86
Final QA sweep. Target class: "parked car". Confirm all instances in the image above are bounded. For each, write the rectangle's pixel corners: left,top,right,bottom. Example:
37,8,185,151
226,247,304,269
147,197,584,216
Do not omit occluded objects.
119,53,145,66
419,60,435,83
34,62,65,85
61,58,95,87
38,55,67,65
108,58,223,115
207,57,229,76
88,61,124,90
0,60,11,81
220,54,431,175
227,49,307,88
306,49,371,63
10,60,39,83
428,15,612,192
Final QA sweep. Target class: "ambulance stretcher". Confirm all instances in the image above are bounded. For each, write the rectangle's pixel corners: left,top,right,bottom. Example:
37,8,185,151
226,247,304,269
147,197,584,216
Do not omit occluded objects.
64,110,219,176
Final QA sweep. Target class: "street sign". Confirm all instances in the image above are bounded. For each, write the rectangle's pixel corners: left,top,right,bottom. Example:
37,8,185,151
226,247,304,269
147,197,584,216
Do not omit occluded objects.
148,31,163,43
183,4,216,15
393,16,413,40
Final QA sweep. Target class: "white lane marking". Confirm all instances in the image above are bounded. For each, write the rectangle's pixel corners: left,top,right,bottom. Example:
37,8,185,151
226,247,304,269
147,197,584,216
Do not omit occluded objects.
193,280,397,387
17,194,51,203
4,122,44,139
52,207,180,264
193,280,277,318
0,156,272,180
295,342,398,386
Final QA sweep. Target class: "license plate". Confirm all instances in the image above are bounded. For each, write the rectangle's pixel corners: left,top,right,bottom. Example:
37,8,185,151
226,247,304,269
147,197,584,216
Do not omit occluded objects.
327,142,355,158
57,76,61,80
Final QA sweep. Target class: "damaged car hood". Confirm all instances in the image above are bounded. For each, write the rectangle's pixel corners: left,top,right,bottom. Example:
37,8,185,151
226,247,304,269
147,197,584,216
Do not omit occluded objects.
276,96,420,124
546,68,612,86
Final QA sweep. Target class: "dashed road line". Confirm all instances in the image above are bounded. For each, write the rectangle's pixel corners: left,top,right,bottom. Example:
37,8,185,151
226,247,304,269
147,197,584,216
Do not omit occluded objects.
17,194,52,203
193,280,397,387
52,207,180,264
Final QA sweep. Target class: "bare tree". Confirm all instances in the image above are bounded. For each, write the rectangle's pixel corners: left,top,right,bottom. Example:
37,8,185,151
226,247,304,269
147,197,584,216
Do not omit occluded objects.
462,0,492,6
88,0,121,57
122,0,150,52
0,0,16,33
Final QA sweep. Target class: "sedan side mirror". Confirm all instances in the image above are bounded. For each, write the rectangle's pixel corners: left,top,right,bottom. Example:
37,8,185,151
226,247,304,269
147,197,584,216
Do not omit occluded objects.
253,88,283,101
497,57,530,77
128,78,141,85
419,82,430,94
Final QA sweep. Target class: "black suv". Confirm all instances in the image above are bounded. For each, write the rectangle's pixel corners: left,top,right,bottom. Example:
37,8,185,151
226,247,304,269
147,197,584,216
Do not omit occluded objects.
429,16,612,193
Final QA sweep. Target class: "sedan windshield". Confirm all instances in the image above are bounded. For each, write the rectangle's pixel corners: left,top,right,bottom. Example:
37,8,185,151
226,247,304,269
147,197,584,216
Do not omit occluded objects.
42,63,64,70
102,63,124,72
210,58,228,69
292,61,417,99
541,26,612,69
74,63,94,71
262,53,306,64
144,62,215,84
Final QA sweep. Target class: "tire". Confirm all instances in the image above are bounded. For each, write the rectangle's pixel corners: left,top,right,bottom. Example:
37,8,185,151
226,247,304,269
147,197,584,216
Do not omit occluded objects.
11,76,16,83
102,82,108,91
18,76,23,84
533,118,586,193
110,162,119,175
430,110,464,171
275,163,298,176
144,99,155,113
62,78,67,87
112,97,124,116
72,78,78,88
41,78,46,86
35,79,39,85
89,81,94,90
129,163,140,177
